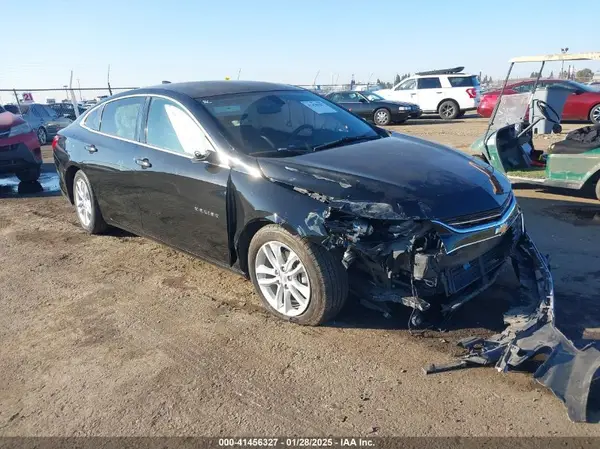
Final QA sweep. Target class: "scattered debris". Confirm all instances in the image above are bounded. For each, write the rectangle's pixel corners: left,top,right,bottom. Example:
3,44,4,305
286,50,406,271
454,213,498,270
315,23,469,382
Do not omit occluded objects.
425,235,600,423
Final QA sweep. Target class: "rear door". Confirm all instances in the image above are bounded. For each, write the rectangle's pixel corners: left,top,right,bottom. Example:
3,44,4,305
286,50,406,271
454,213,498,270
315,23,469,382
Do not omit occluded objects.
135,96,231,263
416,77,443,112
80,97,146,232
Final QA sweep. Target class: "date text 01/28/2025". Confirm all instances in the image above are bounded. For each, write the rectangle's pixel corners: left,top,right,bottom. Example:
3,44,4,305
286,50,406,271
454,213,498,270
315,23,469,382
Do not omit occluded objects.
217,438,376,447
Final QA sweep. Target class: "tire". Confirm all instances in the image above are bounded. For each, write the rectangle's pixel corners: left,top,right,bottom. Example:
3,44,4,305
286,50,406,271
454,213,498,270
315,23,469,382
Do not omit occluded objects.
16,166,41,183
37,127,47,145
248,224,348,326
595,178,600,202
589,104,600,124
373,108,391,126
438,100,460,120
72,170,108,234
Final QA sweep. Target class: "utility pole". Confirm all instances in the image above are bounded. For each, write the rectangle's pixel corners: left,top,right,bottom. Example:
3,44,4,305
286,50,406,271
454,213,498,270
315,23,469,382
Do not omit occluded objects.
237,68,242,80
560,47,569,78
77,78,82,101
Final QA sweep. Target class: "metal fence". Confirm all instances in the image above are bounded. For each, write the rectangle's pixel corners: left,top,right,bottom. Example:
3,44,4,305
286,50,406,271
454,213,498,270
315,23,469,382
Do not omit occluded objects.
0,82,388,108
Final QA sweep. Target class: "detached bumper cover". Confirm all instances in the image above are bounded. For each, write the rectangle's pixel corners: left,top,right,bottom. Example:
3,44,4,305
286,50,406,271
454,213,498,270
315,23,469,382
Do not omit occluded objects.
425,233,600,423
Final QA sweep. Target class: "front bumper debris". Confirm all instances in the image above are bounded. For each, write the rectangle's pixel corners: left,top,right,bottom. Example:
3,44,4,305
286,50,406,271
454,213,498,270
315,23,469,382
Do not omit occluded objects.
424,233,600,423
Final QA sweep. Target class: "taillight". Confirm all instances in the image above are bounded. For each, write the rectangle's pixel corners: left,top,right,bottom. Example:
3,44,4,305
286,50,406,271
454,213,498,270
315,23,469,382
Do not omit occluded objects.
51,135,59,151
466,88,477,99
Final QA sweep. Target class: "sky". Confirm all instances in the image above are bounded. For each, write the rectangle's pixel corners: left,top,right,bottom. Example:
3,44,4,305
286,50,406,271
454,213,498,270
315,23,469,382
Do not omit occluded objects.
0,0,597,102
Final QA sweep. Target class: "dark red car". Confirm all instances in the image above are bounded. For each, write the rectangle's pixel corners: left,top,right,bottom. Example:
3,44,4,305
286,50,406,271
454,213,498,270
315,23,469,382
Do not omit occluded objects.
478,79,600,124
0,105,43,182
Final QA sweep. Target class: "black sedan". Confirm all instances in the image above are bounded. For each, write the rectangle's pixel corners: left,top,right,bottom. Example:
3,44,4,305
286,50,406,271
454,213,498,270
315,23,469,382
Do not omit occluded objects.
326,90,421,125
53,81,545,326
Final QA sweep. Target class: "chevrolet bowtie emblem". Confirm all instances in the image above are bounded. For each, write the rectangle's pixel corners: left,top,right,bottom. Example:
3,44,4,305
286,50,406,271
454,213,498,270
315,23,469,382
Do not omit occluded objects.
495,223,509,235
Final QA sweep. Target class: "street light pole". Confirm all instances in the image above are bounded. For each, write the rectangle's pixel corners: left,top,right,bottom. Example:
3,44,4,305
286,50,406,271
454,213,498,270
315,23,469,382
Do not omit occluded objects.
560,47,569,78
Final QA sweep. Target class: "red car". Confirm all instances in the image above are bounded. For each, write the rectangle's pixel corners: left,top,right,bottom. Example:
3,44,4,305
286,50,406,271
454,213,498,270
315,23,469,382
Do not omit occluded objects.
0,105,43,182
478,79,600,124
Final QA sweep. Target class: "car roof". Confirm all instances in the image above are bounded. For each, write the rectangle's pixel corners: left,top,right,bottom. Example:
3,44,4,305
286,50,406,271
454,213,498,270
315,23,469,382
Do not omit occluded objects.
133,80,302,98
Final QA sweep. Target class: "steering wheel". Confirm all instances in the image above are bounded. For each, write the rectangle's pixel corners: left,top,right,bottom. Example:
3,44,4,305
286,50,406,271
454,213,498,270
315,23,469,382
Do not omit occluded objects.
287,124,314,144
534,99,560,124
517,99,562,138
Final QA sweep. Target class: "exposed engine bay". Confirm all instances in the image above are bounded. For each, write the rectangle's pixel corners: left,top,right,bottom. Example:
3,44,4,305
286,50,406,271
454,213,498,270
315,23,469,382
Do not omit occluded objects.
302,188,524,327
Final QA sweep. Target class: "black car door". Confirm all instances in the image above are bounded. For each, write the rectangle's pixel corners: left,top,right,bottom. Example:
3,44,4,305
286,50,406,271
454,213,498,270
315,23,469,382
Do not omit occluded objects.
135,96,230,263
79,97,146,233
337,92,373,119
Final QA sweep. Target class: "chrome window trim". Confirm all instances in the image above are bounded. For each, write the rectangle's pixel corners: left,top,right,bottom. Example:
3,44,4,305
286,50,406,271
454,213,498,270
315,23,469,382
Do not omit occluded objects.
433,195,518,234
79,93,219,161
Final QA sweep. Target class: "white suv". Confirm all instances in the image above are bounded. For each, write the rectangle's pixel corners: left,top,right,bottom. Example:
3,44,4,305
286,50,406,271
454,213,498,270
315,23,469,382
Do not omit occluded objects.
374,70,481,120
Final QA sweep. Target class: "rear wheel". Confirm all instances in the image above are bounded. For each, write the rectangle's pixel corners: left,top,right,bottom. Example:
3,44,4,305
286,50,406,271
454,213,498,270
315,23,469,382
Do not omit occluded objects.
16,166,41,182
248,225,348,325
37,127,47,145
589,104,600,124
438,100,459,120
73,170,108,234
373,108,391,126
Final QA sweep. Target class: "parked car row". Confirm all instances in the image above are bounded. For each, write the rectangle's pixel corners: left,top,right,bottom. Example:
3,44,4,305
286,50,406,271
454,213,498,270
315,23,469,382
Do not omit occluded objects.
2,103,72,144
0,104,43,182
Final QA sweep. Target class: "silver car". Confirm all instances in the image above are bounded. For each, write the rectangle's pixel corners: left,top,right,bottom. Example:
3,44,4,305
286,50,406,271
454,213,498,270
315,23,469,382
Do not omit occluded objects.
3,103,72,144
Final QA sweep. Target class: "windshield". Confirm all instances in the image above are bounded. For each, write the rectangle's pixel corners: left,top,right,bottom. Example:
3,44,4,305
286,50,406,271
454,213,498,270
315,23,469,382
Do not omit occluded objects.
199,90,380,156
363,91,384,101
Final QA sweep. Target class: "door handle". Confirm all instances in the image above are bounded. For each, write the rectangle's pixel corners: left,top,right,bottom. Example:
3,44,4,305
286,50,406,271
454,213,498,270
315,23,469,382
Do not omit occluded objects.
410,93,417,96
85,144,97,153
135,157,152,169
436,91,443,94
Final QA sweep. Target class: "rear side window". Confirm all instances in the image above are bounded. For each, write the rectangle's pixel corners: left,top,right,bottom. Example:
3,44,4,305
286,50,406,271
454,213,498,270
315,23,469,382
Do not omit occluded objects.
0,105,5,113
448,76,480,88
417,78,442,89
83,106,103,131
100,97,144,140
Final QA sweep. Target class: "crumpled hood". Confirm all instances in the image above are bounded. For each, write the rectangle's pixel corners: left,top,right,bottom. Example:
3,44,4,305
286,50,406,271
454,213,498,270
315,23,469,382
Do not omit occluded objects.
0,111,24,132
257,133,511,221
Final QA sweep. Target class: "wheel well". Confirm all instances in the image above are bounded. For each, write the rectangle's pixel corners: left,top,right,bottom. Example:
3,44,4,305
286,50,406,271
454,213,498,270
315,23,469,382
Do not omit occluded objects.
64,166,80,204
437,98,459,112
583,169,600,190
236,218,273,276
589,103,600,121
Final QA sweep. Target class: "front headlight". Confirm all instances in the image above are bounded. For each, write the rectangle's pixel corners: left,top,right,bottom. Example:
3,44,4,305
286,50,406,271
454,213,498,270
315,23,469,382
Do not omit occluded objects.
398,106,411,111
9,123,32,137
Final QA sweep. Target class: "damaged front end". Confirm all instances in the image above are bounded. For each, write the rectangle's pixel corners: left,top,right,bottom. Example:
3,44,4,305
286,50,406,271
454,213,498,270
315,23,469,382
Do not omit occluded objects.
314,191,600,422
316,192,524,325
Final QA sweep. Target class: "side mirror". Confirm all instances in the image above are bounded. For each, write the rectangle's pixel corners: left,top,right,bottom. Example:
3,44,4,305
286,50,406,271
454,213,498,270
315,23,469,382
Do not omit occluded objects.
359,98,367,103
574,89,585,95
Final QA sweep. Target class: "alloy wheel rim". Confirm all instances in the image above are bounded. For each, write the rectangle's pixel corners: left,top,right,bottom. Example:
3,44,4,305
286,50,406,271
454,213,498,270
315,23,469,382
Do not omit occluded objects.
255,241,310,317
376,111,388,124
441,104,455,118
593,106,600,123
74,178,93,227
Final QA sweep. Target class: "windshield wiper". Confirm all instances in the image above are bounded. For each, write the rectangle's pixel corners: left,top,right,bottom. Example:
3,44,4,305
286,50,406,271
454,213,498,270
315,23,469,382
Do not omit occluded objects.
311,134,380,152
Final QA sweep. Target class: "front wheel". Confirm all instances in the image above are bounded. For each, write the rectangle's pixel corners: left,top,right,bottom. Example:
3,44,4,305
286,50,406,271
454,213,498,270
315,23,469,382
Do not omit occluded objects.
16,166,41,182
589,104,600,125
248,225,348,325
373,108,391,126
438,100,459,120
73,170,108,234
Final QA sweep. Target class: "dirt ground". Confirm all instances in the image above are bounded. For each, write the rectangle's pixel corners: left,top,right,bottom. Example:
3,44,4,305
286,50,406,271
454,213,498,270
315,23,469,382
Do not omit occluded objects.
1,116,600,437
